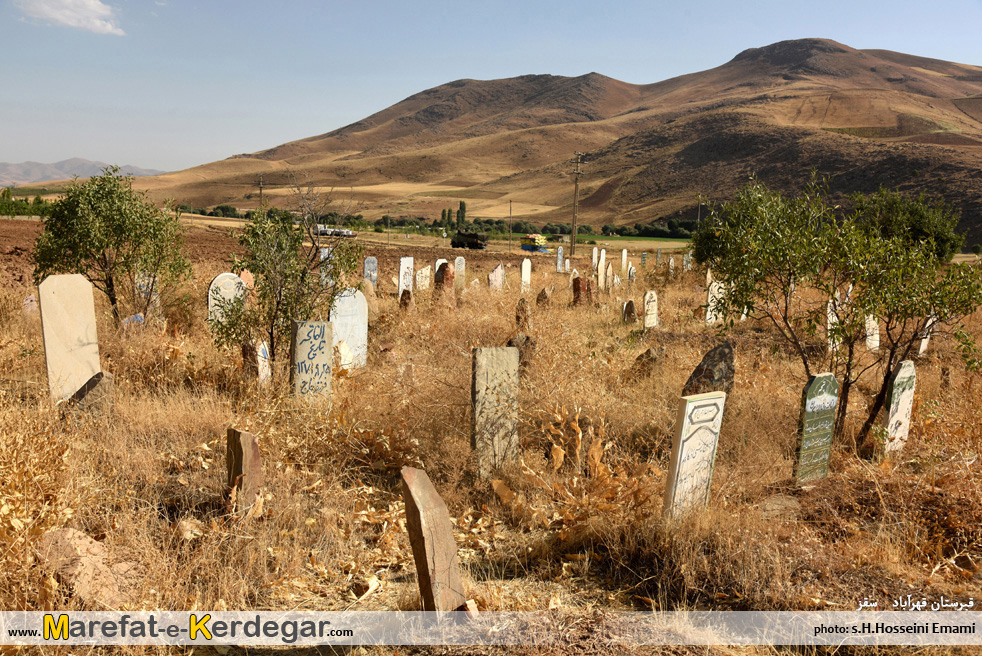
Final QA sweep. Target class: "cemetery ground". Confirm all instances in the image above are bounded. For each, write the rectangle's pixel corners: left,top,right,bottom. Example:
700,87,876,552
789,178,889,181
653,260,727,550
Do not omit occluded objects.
3,219,982,655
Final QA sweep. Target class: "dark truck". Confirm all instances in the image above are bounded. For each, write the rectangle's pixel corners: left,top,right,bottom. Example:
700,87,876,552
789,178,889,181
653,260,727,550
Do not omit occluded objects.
451,231,489,249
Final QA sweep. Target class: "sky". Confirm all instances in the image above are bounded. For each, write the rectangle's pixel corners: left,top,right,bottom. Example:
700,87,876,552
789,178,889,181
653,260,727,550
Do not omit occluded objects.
3,0,982,172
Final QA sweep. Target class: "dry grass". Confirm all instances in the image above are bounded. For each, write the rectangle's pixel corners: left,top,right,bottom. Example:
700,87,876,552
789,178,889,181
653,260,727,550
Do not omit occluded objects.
3,252,982,655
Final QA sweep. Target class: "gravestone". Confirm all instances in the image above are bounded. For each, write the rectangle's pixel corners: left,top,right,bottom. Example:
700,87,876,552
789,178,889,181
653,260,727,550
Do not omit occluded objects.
208,272,246,323
605,263,614,292
471,347,520,477
564,258,570,273
794,373,839,485
400,289,415,311
454,256,466,291
556,246,564,273
363,257,378,286
641,252,647,267
435,258,448,275
612,273,621,288
865,315,880,351
705,281,725,325
683,253,692,272
883,360,916,456
401,467,467,612
663,391,726,518
572,277,594,306
23,293,38,313
329,289,368,369
622,300,638,324
592,247,599,271
488,264,505,291
227,428,263,513
668,256,675,277
242,341,272,385
628,266,636,283
516,298,531,331
521,259,532,292
398,257,414,299
536,287,551,307
598,250,606,283
621,249,628,276
643,290,658,329
682,341,735,396
706,268,714,287
319,247,334,288
38,274,101,402
358,278,380,325
918,316,937,355
135,272,161,317
289,320,332,397
416,266,432,292
67,371,114,414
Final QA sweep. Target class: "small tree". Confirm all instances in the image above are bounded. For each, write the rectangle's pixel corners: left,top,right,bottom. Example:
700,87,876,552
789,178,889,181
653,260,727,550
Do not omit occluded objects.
208,178,362,366
32,166,189,323
693,177,982,449
852,188,964,263
456,201,466,230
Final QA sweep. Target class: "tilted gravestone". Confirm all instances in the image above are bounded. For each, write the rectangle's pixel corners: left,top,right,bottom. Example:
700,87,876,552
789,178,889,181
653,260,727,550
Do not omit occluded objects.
38,274,101,402
682,341,735,396
865,315,880,351
794,373,839,485
663,391,726,518
643,290,658,329
401,467,467,611
883,360,916,456
488,264,505,291
227,428,263,513
918,316,937,355
471,347,520,478
208,272,246,323
398,257,414,299
521,259,532,292
705,281,726,325
453,256,466,291
329,289,368,369
363,257,378,286
556,246,564,273
536,287,551,307
415,266,432,292
289,321,333,397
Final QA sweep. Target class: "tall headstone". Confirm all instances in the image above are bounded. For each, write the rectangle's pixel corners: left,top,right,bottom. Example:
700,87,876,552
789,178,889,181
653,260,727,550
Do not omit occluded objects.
621,249,628,276
434,262,453,289
329,289,368,369
706,281,725,325
598,249,606,283
591,247,599,271
521,259,532,292
400,467,467,612
604,263,614,293
319,247,334,288
883,361,916,456
363,257,378,286
643,290,658,329
663,391,726,518
794,373,839,485
572,277,594,306
471,347,520,477
38,274,101,402
289,321,332,397
398,257,414,299
668,256,675,277
226,428,263,513
208,272,246,323
641,252,648,267
488,264,505,291
656,249,662,265
556,246,564,273
416,266,432,292
454,256,466,291
865,315,880,351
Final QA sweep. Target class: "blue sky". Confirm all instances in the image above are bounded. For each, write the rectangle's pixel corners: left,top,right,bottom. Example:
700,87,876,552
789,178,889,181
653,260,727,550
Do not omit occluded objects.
3,0,981,172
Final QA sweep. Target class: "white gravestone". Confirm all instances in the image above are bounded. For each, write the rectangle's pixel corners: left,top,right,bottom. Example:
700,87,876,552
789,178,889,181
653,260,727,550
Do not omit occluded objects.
416,266,432,292
256,341,272,384
290,321,333,397
363,257,378,286
598,249,606,279
643,290,658,329
471,347,520,478
398,257,414,298
668,256,675,277
208,272,246,323
883,360,916,455
706,281,725,325
488,264,505,291
435,259,448,275
454,256,466,291
865,315,880,351
564,258,570,273
621,249,628,276
521,259,532,293
591,247,599,271
663,391,726,518
556,246,564,273
38,274,101,402
329,289,368,369
605,263,614,292
918,315,937,355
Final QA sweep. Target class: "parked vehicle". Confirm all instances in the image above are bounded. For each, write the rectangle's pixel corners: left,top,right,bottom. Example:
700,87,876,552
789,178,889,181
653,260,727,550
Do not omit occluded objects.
451,231,489,249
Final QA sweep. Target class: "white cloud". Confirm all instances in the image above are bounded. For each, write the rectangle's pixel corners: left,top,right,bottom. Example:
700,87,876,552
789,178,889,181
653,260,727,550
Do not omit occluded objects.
14,0,125,36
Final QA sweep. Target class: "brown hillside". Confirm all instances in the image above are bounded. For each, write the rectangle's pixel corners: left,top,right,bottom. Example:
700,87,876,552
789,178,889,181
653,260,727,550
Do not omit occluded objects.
133,38,982,244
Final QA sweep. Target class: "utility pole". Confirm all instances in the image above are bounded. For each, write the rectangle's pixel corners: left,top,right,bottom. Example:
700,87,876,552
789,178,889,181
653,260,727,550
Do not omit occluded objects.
258,174,264,209
570,152,584,256
509,200,513,252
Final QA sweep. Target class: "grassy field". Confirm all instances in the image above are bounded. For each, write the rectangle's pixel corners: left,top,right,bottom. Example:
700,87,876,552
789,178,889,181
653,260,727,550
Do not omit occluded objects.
2,225,982,655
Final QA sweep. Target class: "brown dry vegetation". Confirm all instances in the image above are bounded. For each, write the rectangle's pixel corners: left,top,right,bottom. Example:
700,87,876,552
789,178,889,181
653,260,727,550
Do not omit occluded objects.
3,225,982,656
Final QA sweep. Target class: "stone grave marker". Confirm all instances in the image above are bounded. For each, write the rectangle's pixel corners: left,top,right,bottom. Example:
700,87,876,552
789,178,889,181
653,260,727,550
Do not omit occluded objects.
883,360,916,456
865,315,880,351
643,290,658,329
598,249,606,281
471,347,520,477
572,277,594,306
794,373,839,485
488,263,505,291
604,263,614,292
918,316,937,355
516,297,531,331
656,249,662,265
434,262,453,289
454,256,466,291
536,287,551,306
208,272,246,323
612,273,621,288
435,258,448,275
621,249,628,276
363,257,378,286
416,266,432,292
521,258,532,292
289,320,332,397
628,265,636,283
38,274,101,402
319,247,334,288
622,300,638,323
682,341,735,396
400,289,415,311
329,289,368,369
706,281,725,325
663,391,726,518
242,341,272,385
135,272,161,317
227,428,263,513
641,252,647,267
668,256,675,277
564,258,570,273
399,257,414,299
401,466,466,612
556,246,564,273
592,247,599,271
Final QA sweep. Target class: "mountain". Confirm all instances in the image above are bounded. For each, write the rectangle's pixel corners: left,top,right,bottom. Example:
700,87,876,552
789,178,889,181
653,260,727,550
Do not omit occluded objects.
133,38,982,243
1,159,165,187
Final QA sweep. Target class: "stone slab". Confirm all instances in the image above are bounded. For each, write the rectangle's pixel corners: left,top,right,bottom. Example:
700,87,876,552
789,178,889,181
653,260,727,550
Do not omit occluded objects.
471,347,520,477
289,320,332,397
330,289,368,369
794,373,839,485
883,360,916,455
663,391,726,518
227,428,263,513
38,274,101,402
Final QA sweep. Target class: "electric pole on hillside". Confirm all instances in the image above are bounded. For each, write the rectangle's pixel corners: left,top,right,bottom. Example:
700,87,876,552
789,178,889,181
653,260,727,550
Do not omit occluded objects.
257,174,264,209
570,152,584,256
509,200,513,252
